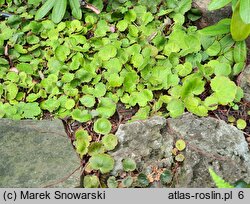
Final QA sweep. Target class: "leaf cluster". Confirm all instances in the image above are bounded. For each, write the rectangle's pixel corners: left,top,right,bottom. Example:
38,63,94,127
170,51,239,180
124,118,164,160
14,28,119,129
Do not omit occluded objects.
208,0,250,41
0,1,247,184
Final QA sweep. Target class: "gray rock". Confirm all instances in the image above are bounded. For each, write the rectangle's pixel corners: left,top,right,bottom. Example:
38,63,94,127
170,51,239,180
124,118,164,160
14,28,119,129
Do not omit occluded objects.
111,116,174,175
239,65,250,102
0,119,80,187
168,114,250,187
112,114,250,187
192,0,232,28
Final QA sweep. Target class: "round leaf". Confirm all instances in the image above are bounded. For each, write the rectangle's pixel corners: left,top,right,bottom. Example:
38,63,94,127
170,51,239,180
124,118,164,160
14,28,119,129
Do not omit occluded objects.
65,98,75,110
107,176,118,188
71,109,92,123
88,142,105,156
89,153,114,174
210,76,237,105
102,134,118,151
175,153,185,162
175,139,186,151
228,116,236,123
236,119,247,130
93,118,112,134
74,129,91,157
167,99,185,118
83,175,99,188
122,158,136,172
122,176,133,188
137,173,149,187
160,170,172,184
80,95,96,108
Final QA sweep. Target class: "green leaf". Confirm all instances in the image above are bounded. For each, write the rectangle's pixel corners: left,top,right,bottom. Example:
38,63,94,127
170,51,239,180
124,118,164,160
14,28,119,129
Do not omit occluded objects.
240,0,250,24
167,99,185,118
236,119,247,129
98,45,117,61
122,176,133,188
206,40,221,56
231,1,250,41
228,115,236,123
204,95,218,110
199,19,231,36
80,95,95,108
27,35,40,44
88,142,105,156
69,0,82,20
130,106,150,121
40,98,60,112
214,62,231,76
28,0,42,6
6,83,18,100
234,180,250,188
83,175,99,188
137,173,149,187
107,73,124,87
123,71,139,93
125,10,137,22
107,176,118,188
175,153,185,162
89,153,114,174
102,134,118,151
116,20,128,32
65,98,75,110
128,25,139,37
175,62,192,77
210,76,237,105
208,0,232,11
35,0,56,20
96,98,116,118
26,93,40,102
181,76,205,98
131,53,144,68
160,170,172,185
16,63,33,74
234,41,247,63
175,139,186,151
94,20,110,37
178,0,192,14
209,168,234,188
93,118,112,134
19,102,41,118
61,73,74,83
233,62,245,75
137,90,153,107
93,83,106,98
51,0,67,24
103,58,122,73
55,45,70,62
184,96,208,116
0,57,9,65
6,72,19,83
75,129,91,157
71,109,92,123
122,158,136,172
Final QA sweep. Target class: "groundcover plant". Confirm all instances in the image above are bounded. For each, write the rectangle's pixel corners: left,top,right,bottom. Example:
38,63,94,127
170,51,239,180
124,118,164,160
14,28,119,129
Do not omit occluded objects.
0,0,249,187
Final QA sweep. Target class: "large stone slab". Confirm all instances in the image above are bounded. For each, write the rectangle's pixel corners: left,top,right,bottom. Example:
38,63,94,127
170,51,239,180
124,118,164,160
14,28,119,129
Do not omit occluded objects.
112,114,250,187
0,119,80,187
